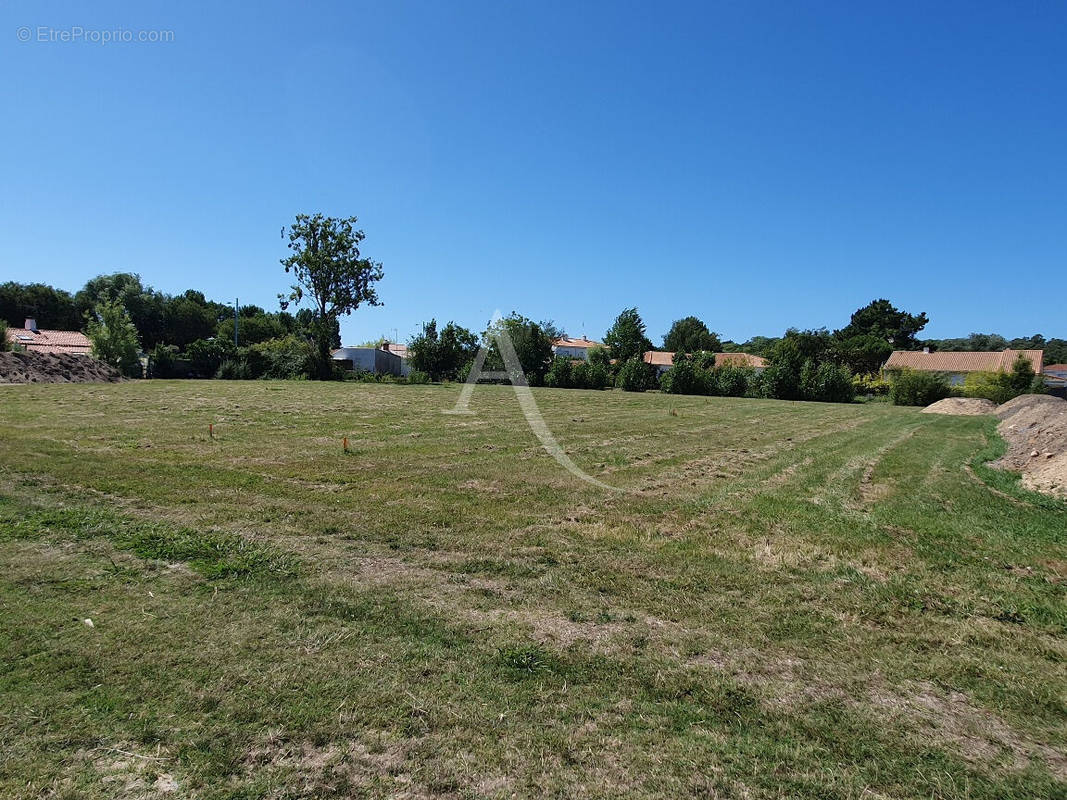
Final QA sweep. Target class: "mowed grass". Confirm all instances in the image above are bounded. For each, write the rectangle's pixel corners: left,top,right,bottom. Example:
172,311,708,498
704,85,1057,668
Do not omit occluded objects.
0,380,1064,799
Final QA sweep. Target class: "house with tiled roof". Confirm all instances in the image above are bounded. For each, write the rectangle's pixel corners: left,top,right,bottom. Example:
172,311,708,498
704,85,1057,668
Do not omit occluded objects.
382,341,409,360
5,318,91,356
551,336,603,361
883,348,1044,385
642,351,768,376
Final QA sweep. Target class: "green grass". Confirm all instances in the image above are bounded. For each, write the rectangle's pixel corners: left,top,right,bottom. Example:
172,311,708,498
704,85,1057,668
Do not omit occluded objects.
0,381,1064,799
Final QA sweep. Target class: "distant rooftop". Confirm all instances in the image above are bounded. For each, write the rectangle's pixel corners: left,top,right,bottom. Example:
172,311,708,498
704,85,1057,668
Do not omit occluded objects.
642,351,768,368
551,336,603,349
884,349,1044,374
5,319,91,356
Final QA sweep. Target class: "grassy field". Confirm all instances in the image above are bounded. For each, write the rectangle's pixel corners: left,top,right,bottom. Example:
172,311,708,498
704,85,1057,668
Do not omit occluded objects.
1,380,1065,799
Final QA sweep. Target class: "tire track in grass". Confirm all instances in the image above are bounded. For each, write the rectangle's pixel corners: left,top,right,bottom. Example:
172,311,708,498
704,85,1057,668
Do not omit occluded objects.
682,412,920,517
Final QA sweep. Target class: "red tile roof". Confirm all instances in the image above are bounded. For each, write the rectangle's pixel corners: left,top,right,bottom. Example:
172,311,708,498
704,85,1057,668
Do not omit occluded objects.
715,352,769,368
552,336,603,349
642,351,767,368
1044,364,1067,373
5,328,91,355
884,349,1044,374
382,342,409,358
642,351,675,367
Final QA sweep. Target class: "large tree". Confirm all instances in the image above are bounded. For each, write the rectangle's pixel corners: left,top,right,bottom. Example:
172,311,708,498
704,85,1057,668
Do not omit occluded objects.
482,313,554,385
663,316,722,354
409,319,479,381
833,333,893,375
539,319,567,341
837,298,929,350
604,307,652,363
162,291,222,348
76,273,168,350
279,214,384,378
86,299,141,375
0,282,81,330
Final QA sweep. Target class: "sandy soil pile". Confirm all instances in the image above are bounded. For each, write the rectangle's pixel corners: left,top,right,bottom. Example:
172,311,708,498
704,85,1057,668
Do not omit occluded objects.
922,398,997,416
993,394,1067,498
0,351,122,384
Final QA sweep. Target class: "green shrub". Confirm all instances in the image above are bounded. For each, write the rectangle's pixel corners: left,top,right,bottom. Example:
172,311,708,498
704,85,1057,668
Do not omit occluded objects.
805,362,855,403
757,363,801,400
407,369,431,384
1009,354,1037,395
963,357,1042,404
586,363,610,390
712,365,754,397
186,338,237,377
963,371,1016,404
545,356,574,388
209,336,319,380
86,299,141,376
569,361,590,389
149,344,180,378
250,335,317,379
888,368,951,406
216,358,252,380
661,356,709,396
616,358,658,392
0,319,8,352
587,346,611,370
852,372,890,397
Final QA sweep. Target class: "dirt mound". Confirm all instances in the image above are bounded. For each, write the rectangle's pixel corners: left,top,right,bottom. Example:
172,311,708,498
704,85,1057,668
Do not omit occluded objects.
995,393,1067,421
992,395,1067,499
0,351,122,384
922,398,997,416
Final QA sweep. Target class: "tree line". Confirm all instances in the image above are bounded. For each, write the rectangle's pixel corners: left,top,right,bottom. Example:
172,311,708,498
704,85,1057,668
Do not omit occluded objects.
1,214,383,379
0,274,338,377
3,208,1062,401
407,299,1056,406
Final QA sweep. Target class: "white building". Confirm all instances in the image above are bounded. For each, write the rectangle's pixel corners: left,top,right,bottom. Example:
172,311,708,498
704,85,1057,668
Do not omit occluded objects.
551,336,603,361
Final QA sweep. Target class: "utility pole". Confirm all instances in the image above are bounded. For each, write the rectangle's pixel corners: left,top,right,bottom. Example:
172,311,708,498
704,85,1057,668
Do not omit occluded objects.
234,298,239,347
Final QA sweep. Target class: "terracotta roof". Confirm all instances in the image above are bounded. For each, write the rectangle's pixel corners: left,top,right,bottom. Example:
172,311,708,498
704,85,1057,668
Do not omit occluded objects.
642,351,768,368
642,351,675,367
551,337,603,349
715,352,768,368
884,349,1044,374
383,342,409,358
5,328,91,355
1044,364,1067,373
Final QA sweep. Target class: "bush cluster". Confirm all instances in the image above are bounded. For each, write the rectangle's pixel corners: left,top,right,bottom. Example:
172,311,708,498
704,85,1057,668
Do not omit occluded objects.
887,369,952,406
961,356,1044,404
660,354,759,398
616,358,659,392
852,372,891,397
407,370,431,385
215,335,320,380
753,337,856,404
889,356,1044,407
798,360,855,404
544,356,611,390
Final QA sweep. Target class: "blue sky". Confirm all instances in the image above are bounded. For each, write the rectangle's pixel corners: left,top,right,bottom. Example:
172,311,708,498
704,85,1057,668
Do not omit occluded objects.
2,1,1065,346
